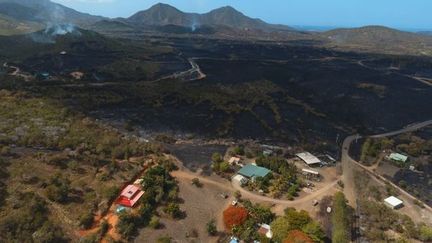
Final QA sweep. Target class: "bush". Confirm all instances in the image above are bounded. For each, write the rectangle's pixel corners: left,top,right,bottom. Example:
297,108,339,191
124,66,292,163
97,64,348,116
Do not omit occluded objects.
164,203,182,219
419,225,432,241
157,236,172,243
149,216,160,229
206,219,217,236
191,178,202,187
79,211,94,229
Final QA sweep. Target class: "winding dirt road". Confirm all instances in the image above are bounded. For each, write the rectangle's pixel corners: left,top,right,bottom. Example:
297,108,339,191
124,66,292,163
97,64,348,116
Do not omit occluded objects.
341,120,432,211
172,169,338,208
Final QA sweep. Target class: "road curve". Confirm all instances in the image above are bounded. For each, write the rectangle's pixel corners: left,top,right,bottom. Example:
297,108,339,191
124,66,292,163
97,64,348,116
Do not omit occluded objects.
341,119,432,209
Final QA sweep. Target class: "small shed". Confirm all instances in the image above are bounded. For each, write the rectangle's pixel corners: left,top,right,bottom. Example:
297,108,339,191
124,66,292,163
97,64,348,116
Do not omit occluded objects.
388,153,408,163
296,152,321,166
237,164,271,180
384,196,403,209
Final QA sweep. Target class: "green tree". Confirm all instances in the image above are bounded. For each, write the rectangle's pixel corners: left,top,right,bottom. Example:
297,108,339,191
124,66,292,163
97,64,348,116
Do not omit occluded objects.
164,203,182,219
149,216,160,229
332,192,351,243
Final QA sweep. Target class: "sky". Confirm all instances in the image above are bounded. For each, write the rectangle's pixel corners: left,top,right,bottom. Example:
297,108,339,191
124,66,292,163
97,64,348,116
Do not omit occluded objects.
52,0,432,31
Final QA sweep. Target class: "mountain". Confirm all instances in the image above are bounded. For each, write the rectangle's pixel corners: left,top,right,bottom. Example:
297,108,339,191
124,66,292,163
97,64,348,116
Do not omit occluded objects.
321,25,432,55
418,31,432,36
0,0,104,34
126,3,292,31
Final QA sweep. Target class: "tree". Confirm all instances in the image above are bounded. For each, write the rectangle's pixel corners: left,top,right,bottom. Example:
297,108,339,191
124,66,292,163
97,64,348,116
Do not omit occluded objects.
191,178,202,187
164,203,182,219
223,206,248,230
271,208,323,242
283,230,313,243
212,152,223,163
149,216,160,229
233,146,245,156
206,219,217,236
79,211,94,229
234,190,242,200
271,216,291,242
419,225,432,241
332,192,351,243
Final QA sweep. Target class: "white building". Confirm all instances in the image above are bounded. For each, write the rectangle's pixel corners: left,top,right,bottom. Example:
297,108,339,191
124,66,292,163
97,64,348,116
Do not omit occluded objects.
384,196,404,209
232,174,248,186
296,152,321,166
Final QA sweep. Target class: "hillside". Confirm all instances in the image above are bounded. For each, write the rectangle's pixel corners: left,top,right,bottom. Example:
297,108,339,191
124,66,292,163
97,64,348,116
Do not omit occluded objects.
0,13,43,35
126,3,292,32
322,26,432,55
0,0,104,32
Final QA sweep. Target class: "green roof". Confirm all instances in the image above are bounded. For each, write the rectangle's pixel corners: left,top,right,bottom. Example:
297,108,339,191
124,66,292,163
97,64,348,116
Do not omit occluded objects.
238,164,271,178
389,153,408,162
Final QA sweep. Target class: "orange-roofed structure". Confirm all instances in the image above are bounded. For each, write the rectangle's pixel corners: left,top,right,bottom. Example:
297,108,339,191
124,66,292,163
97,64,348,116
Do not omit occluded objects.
116,184,144,207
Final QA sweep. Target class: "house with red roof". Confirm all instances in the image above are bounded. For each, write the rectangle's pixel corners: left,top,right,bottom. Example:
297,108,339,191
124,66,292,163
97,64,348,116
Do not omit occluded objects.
116,184,145,207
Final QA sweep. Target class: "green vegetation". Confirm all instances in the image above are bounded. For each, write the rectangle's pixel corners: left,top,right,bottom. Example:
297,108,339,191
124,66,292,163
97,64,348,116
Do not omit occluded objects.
0,192,67,242
206,219,217,236
0,90,170,241
255,156,302,199
117,163,179,239
271,208,325,243
360,138,393,163
331,192,352,243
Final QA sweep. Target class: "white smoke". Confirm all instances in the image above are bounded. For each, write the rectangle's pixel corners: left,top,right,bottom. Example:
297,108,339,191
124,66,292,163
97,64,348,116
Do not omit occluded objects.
28,1,81,43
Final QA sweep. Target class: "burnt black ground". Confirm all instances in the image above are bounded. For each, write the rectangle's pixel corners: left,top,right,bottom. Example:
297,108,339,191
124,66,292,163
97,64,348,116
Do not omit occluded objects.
1,34,432,149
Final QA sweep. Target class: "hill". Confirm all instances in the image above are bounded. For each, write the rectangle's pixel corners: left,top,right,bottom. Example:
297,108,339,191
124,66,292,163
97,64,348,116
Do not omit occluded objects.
126,3,292,32
0,13,43,35
322,26,432,55
0,0,104,35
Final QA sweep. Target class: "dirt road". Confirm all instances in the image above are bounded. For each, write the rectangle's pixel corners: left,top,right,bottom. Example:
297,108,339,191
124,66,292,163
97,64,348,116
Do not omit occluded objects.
341,120,432,210
172,169,338,208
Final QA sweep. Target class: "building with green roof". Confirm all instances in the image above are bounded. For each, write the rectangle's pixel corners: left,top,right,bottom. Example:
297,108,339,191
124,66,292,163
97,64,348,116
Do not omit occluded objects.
237,164,271,180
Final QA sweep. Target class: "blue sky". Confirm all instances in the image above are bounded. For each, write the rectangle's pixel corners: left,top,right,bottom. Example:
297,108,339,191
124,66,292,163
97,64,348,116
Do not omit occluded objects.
53,0,432,30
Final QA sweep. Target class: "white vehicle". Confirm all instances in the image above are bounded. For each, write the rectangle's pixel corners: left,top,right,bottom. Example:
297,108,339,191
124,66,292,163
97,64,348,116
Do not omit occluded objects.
232,200,238,206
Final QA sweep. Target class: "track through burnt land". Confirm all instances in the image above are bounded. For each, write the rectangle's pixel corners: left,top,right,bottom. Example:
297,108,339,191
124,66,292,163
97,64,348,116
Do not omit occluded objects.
1,33,432,148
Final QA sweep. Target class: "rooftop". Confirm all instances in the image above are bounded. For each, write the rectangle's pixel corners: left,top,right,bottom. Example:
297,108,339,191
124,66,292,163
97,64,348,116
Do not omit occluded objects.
296,152,321,165
120,184,140,199
384,196,403,207
389,153,408,162
238,164,271,179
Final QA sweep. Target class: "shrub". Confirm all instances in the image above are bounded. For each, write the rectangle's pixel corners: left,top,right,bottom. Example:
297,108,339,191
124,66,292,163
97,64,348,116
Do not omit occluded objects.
206,219,217,236
164,203,182,219
79,211,94,229
149,216,160,229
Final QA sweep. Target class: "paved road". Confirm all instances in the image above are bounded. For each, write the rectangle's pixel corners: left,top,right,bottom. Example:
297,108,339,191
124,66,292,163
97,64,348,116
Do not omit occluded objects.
341,119,432,208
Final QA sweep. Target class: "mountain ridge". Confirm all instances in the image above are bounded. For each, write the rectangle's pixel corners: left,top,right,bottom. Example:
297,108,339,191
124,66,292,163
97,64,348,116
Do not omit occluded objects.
126,3,293,31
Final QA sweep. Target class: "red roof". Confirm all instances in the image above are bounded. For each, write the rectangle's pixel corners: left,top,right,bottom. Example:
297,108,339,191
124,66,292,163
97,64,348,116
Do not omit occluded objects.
116,184,144,207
